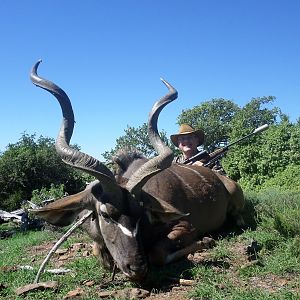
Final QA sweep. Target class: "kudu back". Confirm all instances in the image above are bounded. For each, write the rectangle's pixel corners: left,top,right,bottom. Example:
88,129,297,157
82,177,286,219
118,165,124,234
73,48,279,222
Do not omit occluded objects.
30,61,244,282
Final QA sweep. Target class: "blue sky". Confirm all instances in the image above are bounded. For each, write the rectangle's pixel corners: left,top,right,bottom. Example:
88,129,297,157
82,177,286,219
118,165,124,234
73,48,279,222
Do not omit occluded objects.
1,1,299,160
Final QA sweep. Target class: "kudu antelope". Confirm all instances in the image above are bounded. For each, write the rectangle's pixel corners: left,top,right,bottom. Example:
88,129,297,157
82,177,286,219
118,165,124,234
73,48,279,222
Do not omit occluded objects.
30,61,245,282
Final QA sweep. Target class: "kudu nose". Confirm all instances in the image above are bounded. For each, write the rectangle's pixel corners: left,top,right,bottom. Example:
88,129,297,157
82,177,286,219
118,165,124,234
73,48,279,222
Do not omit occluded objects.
126,263,148,282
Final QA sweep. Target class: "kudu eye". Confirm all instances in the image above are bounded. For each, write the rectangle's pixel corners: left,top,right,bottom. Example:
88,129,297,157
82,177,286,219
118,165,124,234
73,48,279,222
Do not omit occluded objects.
99,204,110,220
99,203,120,222
101,211,110,222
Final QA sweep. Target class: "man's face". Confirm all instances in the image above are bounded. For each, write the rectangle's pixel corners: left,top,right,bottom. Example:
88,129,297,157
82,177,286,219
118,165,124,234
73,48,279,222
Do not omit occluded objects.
178,134,199,153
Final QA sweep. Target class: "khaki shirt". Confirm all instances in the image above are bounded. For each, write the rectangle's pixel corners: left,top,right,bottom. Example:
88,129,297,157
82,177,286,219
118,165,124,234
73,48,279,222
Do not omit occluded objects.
174,152,227,175
174,154,185,164
174,151,210,165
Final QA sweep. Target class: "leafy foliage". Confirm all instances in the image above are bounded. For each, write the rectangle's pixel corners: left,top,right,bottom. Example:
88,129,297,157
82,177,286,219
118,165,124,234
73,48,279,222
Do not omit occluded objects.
102,123,178,162
176,96,300,191
30,183,66,206
220,97,281,183
224,120,300,190
0,133,88,211
178,98,240,151
229,96,281,137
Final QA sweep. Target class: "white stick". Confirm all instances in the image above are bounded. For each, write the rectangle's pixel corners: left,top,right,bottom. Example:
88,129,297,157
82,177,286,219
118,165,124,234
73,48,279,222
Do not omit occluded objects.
34,210,93,283
253,124,269,134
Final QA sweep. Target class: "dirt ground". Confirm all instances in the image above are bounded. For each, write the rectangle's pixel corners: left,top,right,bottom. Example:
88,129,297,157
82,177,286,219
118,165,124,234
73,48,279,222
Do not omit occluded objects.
28,240,200,299
26,238,298,299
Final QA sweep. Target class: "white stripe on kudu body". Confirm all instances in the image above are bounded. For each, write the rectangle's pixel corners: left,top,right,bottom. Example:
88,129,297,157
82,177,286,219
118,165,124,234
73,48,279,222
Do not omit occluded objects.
168,165,211,197
117,223,136,238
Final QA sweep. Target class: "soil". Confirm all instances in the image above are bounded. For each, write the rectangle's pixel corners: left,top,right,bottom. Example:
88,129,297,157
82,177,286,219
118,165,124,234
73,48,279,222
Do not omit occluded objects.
28,239,196,299
26,236,298,299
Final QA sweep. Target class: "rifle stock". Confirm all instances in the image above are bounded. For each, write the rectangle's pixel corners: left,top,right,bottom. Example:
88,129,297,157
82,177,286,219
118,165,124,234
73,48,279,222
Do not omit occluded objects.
182,150,210,165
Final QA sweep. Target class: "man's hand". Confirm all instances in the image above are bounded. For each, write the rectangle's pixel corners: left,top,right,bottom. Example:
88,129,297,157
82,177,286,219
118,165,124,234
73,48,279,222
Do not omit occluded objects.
192,160,204,167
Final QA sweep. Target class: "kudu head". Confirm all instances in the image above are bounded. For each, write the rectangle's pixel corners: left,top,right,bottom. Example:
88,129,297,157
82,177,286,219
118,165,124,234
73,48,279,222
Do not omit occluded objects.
30,60,177,281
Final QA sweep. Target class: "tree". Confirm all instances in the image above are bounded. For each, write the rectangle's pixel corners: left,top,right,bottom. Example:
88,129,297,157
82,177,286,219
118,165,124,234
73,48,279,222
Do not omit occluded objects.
227,96,281,140
221,97,300,189
0,133,88,210
177,98,240,151
177,96,300,191
224,121,300,190
102,123,177,162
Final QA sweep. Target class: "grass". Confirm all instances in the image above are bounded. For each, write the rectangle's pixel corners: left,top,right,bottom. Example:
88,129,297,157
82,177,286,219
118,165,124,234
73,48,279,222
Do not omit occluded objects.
0,228,127,299
1,188,300,299
189,189,300,300
189,231,300,299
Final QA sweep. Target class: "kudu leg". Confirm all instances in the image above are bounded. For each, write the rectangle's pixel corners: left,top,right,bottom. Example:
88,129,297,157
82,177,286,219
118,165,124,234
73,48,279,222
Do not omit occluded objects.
165,237,216,264
148,221,216,265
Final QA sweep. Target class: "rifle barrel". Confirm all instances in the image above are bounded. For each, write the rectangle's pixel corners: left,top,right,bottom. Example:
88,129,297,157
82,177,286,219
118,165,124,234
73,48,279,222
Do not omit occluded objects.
253,124,269,134
226,124,269,148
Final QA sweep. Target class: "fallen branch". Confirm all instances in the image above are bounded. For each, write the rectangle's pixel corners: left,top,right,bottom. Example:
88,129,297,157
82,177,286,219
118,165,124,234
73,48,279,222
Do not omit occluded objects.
0,210,22,223
166,277,196,286
16,281,58,296
34,210,93,283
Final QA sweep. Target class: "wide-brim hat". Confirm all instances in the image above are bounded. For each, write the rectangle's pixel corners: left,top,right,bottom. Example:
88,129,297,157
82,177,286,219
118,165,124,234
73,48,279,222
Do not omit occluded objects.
170,124,204,147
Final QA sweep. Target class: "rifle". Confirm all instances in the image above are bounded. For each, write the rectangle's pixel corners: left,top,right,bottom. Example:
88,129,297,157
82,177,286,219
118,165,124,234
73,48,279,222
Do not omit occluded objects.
183,124,269,166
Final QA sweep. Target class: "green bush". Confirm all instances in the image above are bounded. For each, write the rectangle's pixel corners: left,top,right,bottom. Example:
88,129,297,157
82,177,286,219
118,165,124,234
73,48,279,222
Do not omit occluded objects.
288,236,300,258
0,133,88,211
30,183,66,206
259,165,300,192
1,190,24,212
253,189,300,237
240,191,262,229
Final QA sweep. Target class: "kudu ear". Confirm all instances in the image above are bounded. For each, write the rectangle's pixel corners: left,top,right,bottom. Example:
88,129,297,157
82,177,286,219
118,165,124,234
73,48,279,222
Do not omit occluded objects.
142,193,189,224
31,185,100,226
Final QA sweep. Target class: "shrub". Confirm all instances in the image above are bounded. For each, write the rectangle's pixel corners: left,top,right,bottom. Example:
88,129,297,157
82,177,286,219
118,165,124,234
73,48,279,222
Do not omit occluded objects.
30,183,66,207
260,165,300,193
254,189,300,237
1,190,23,212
